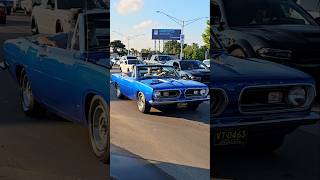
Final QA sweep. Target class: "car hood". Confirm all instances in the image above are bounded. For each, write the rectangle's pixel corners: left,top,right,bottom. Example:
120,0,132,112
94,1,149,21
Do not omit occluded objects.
233,25,320,49
212,55,313,85
139,78,207,90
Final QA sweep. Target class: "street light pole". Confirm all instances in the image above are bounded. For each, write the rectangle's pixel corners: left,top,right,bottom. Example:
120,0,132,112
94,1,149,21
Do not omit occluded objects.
156,11,208,60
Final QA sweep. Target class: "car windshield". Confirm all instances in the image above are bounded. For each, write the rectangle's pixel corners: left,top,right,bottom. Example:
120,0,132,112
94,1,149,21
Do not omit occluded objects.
223,0,318,26
180,61,208,70
137,66,178,79
56,0,104,9
128,60,141,64
203,60,210,66
127,57,138,60
85,12,109,52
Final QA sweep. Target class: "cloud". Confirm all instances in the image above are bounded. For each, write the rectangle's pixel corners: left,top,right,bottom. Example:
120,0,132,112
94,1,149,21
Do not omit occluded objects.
116,0,144,15
133,20,154,31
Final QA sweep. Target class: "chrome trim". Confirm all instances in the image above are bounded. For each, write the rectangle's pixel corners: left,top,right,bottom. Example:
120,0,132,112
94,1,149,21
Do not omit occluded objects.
184,88,209,98
149,97,209,105
211,88,229,117
238,83,316,115
212,112,319,128
153,89,182,100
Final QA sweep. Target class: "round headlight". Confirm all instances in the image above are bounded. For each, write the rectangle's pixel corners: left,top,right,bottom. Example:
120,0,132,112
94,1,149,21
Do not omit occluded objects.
200,89,208,96
154,91,161,99
288,87,306,106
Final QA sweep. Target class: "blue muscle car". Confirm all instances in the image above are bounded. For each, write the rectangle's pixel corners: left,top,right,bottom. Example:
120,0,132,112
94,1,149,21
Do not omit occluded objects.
0,10,110,163
211,33,319,152
111,64,209,113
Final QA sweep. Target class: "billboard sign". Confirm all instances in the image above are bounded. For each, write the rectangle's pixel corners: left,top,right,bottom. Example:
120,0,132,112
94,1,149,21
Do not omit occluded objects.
152,29,181,40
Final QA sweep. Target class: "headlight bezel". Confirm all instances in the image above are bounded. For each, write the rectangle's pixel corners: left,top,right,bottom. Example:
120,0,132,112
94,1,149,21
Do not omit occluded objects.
257,48,292,60
288,86,307,107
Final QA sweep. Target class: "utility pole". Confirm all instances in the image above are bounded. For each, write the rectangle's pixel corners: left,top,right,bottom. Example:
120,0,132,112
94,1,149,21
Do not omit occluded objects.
112,31,145,56
156,11,208,60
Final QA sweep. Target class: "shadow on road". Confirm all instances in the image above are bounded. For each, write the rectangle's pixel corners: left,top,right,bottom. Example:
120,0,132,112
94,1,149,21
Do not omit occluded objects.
111,144,209,180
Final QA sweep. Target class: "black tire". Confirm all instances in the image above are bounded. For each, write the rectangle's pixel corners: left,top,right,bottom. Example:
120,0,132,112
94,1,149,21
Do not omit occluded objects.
6,8,11,15
88,95,109,163
56,22,63,33
230,48,247,58
137,92,151,113
187,103,200,111
115,84,124,99
246,134,285,153
31,18,38,35
19,69,46,117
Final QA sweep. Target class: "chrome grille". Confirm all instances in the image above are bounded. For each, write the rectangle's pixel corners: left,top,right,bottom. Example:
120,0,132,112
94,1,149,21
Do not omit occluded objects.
239,85,315,114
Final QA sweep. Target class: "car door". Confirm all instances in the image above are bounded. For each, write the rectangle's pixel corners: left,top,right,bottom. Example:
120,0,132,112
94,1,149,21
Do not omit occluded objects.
37,44,80,120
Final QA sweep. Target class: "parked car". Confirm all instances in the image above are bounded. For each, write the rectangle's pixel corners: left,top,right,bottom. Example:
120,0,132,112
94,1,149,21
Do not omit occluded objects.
145,54,176,65
203,59,210,68
212,0,320,100
111,65,209,113
119,56,143,73
296,0,320,19
210,32,319,154
31,0,103,34
12,0,22,12
0,0,13,15
111,57,119,66
21,0,33,15
0,3,6,24
165,59,210,85
1,10,110,163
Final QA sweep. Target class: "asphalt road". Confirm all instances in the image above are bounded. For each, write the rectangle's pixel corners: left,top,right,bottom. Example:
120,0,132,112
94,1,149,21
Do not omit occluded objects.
0,13,108,180
110,67,211,180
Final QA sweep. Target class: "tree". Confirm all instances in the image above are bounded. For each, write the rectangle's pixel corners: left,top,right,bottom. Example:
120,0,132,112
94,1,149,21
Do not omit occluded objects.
183,43,207,60
202,20,210,49
110,40,126,53
163,40,181,55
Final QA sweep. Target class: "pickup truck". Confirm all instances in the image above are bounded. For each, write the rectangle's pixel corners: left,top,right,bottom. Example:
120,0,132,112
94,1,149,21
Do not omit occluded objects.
31,0,105,34
0,0,13,14
1,10,110,163
145,54,176,65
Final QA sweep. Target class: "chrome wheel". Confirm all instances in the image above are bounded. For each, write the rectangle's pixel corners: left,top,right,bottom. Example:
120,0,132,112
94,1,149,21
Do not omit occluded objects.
92,101,108,151
137,92,145,112
21,73,33,111
89,96,109,163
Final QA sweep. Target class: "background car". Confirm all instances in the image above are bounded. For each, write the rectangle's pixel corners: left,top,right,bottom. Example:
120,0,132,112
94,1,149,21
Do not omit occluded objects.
21,0,33,15
31,0,103,34
203,59,210,68
111,57,119,66
212,0,320,100
166,59,210,84
296,0,320,20
111,65,209,113
0,0,13,15
119,56,143,73
145,54,176,65
0,3,6,24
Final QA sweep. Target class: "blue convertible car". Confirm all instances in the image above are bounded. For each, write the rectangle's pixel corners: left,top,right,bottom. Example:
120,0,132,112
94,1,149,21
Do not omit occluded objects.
0,10,110,163
111,64,209,113
211,33,319,152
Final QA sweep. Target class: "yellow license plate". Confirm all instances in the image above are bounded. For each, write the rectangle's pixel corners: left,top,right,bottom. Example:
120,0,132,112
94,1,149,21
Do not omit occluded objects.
177,102,188,108
214,128,248,146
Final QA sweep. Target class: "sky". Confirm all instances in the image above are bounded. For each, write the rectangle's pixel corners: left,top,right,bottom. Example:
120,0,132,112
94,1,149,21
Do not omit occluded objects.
110,0,210,51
